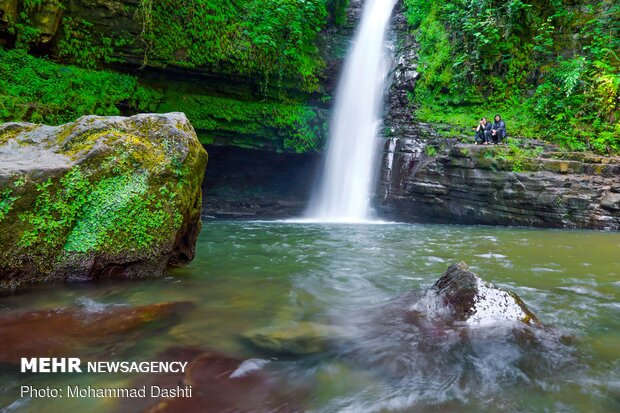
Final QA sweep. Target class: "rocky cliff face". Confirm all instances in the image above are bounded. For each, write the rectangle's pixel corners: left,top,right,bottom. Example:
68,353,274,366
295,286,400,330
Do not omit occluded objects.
384,0,419,142
376,1,620,230
0,113,208,292
375,142,620,230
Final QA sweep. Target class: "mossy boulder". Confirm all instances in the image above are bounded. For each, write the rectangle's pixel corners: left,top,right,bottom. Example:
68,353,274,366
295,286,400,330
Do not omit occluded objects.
0,112,208,292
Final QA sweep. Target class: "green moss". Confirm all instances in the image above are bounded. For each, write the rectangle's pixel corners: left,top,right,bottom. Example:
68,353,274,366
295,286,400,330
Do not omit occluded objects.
0,48,162,126
16,130,192,257
18,169,90,250
159,92,327,153
63,173,181,254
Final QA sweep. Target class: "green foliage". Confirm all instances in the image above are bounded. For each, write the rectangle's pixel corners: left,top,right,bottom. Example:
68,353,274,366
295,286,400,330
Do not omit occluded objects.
159,91,326,153
13,24,40,49
136,0,344,91
0,48,162,125
404,0,432,28
0,47,325,153
56,18,130,68
408,0,619,154
5,0,346,88
424,145,438,156
415,104,541,140
18,161,186,255
0,188,18,222
414,5,456,104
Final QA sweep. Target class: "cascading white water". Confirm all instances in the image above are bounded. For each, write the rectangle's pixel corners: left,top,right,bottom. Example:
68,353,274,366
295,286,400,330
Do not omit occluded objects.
306,0,397,222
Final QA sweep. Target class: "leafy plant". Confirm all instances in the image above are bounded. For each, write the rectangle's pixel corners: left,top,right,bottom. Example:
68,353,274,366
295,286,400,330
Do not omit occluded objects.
0,188,18,222
424,145,438,156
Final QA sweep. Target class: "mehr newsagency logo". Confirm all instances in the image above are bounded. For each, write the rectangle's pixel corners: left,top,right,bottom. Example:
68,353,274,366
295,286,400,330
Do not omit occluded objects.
19,357,192,399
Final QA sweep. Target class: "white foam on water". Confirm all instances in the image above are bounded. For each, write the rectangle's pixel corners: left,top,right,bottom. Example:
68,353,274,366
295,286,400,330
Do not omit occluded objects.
467,278,528,326
230,358,270,378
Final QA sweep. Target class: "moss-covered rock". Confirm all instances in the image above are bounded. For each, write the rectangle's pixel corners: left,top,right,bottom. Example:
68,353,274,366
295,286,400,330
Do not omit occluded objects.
0,0,19,31
244,322,341,356
0,112,208,293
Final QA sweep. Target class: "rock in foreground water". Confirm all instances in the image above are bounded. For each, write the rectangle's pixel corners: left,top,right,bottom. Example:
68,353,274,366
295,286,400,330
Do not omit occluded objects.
244,322,342,356
114,347,301,413
0,301,192,364
413,262,539,326
0,113,208,292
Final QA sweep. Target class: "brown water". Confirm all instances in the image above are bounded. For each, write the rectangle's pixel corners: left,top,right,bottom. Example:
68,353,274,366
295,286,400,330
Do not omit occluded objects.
1,221,619,412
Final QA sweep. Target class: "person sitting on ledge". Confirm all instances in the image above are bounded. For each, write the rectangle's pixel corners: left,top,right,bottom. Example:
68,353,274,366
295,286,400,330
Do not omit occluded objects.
473,117,492,145
491,114,507,144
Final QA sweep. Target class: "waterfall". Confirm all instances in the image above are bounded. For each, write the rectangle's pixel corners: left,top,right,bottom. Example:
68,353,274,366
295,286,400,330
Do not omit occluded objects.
306,0,396,222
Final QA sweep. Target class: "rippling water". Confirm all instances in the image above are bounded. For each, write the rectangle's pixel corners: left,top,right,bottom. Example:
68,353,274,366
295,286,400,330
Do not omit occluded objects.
1,222,619,412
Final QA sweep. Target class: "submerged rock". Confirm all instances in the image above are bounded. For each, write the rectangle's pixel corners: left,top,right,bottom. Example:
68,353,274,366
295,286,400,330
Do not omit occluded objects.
116,347,302,413
0,301,192,364
0,113,208,292
244,322,342,356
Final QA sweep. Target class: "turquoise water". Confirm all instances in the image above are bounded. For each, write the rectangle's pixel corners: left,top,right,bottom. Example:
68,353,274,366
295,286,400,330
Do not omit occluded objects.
1,221,619,412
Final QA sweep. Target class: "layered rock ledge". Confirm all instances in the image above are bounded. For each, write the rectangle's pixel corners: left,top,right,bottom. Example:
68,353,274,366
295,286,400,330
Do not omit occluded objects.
0,113,208,292
375,141,620,230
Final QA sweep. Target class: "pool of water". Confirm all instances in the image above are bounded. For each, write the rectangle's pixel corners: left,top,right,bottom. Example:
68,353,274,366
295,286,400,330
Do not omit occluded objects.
1,221,619,412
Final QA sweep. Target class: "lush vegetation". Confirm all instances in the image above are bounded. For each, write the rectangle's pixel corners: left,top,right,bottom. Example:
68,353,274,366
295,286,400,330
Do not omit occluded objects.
405,0,619,153
7,0,348,90
1,0,348,152
0,48,323,152
159,91,327,153
0,49,161,125
137,0,348,91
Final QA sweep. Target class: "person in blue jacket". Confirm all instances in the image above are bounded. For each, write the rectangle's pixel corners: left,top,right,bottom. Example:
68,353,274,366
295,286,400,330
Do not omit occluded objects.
491,114,506,144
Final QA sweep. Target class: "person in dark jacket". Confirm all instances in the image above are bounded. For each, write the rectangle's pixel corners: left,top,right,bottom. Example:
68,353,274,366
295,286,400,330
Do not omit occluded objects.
491,114,506,144
474,117,492,144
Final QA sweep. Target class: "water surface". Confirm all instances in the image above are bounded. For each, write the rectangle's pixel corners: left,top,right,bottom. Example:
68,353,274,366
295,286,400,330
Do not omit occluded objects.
1,222,619,412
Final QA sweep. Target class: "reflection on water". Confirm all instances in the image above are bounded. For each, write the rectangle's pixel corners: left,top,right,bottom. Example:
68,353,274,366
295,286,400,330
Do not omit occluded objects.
1,222,619,412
